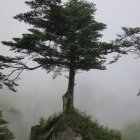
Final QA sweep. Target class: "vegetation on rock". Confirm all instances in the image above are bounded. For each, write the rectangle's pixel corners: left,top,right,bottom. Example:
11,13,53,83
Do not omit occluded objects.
30,110,122,140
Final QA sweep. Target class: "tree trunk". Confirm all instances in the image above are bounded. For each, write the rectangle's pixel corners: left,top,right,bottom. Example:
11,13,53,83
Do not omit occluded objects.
63,66,75,112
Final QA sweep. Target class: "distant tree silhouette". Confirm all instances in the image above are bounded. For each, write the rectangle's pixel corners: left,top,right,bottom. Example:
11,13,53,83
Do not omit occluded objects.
0,110,15,140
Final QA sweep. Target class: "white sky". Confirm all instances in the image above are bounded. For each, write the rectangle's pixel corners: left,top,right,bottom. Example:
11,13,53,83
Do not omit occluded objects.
0,0,140,139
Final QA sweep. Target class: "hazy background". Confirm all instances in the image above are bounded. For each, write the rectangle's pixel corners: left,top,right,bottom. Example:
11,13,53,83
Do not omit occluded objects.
0,0,140,140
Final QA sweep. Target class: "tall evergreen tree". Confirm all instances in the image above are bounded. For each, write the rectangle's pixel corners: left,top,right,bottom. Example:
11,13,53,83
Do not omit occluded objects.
0,110,15,140
1,0,127,111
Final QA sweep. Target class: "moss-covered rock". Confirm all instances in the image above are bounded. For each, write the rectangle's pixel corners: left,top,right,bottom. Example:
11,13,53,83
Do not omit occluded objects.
30,110,122,140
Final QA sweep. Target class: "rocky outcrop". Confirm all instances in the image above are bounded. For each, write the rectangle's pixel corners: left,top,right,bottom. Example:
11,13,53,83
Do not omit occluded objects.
30,110,122,140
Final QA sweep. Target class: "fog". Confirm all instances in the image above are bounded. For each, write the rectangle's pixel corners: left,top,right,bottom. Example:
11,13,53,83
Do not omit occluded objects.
0,0,140,140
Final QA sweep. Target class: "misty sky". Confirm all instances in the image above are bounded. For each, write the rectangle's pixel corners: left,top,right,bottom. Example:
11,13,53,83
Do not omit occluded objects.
0,0,140,140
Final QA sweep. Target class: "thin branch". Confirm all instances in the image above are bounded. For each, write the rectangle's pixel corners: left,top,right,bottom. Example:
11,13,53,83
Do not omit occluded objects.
7,62,44,71
12,69,23,82
6,69,20,79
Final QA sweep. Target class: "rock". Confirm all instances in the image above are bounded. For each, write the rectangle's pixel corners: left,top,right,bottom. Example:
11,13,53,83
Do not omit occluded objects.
51,127,82,140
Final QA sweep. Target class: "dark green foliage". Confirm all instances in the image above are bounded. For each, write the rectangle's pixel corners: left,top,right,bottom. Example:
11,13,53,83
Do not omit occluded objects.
2,0,110,71
1,0,125,80
0,110,15,140
32,110,122,140
121,118,140,140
